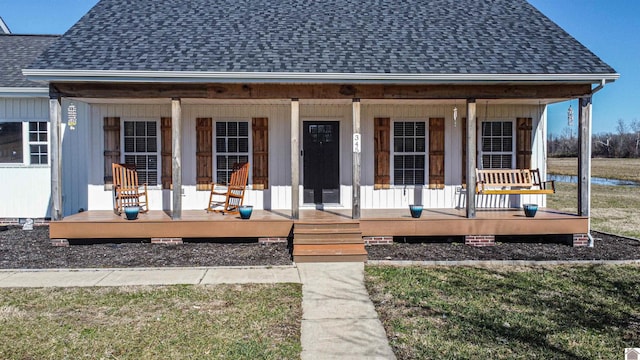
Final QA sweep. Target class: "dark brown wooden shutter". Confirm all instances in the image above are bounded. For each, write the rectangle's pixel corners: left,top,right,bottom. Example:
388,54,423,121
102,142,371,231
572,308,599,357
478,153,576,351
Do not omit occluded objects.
103,117,120,187
429,118,445,189
161,117,172,189
516,117,532,169
461,117,467,185
196,118,213,190
374,117,390,189
252,117,269,189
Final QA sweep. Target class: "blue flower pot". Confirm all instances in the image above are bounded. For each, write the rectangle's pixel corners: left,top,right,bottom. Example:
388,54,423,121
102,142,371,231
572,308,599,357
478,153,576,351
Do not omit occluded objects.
409,205,423,218
239,205,253,220
124,206,140,220
523,204,538,218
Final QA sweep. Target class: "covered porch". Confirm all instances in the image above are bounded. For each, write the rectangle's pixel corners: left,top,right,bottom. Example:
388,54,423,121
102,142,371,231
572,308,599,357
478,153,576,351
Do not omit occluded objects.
50,208,589,261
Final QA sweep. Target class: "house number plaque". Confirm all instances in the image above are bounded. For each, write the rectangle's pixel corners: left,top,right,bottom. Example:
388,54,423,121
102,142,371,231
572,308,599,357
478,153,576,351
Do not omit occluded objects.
353,133,361,153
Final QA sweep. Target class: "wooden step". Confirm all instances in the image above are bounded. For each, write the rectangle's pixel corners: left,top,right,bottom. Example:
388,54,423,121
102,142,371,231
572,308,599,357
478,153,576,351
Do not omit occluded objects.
293,228,363,244
293,243,368,263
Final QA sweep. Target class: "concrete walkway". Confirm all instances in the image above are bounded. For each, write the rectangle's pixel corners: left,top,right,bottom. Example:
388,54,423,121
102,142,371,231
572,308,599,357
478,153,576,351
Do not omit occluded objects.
0,263,395,359
298,262,396,359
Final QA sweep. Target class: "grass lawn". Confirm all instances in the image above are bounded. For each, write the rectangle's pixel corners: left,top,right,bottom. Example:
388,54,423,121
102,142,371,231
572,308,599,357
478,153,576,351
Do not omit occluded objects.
0,284,302,359
366,265,640,360
548,157,640,238
548,157,640,182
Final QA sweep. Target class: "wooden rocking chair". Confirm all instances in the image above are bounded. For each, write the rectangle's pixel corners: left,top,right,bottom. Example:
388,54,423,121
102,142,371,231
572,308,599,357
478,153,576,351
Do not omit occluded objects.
206,162,249,214
112,163,149,215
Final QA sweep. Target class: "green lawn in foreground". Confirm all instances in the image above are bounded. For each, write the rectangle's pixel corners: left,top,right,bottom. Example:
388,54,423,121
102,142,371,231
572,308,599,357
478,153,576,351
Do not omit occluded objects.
0,284,302,359
366,265,640,360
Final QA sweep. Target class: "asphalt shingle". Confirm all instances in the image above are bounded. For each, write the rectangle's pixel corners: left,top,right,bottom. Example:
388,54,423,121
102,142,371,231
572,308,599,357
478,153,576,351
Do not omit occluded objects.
28,0,615,75
0,34,58,87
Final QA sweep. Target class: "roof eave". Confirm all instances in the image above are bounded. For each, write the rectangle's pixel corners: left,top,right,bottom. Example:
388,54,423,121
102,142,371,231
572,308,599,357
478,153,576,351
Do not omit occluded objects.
23,69,620,85
0,87,49,98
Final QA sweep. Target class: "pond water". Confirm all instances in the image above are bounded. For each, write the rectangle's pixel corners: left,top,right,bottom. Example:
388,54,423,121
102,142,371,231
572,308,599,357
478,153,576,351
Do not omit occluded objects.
548,174,639,187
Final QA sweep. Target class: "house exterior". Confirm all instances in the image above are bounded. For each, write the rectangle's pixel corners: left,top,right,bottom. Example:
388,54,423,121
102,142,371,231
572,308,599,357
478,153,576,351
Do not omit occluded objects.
17,0,618,253
0,33,59,220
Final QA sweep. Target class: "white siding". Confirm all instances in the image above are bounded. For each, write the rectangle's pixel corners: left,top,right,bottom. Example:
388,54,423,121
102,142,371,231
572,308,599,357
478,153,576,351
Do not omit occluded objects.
0,97,51,218
75,102,550,213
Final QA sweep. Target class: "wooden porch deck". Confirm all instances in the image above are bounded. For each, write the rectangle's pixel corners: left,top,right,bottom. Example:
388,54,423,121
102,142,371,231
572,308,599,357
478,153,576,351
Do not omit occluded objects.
50,208,588,240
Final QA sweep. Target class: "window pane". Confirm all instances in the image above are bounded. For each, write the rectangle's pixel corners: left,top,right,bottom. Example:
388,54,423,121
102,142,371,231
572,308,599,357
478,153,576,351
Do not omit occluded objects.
228,138,238,152
416,138,425,152
216,138,226,153
216,122,226,137
228,122,237,136
239,138,249,153
394,122,403,136
393,137,404,152
404,122,414,136
135,122,145,136
404,138,414,152
0,122,23,163
239,122,249,137
415,122,425,136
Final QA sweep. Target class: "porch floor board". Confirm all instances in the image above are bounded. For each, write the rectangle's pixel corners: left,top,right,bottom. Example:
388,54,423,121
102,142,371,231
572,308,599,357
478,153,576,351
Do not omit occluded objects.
49,208,588,240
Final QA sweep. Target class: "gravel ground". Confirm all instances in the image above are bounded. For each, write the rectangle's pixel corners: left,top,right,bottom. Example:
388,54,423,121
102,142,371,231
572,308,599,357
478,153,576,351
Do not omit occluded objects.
0,225,638,269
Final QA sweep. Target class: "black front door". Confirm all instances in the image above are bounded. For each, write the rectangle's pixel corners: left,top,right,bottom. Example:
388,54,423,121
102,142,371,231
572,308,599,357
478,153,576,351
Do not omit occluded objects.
303,121,340,204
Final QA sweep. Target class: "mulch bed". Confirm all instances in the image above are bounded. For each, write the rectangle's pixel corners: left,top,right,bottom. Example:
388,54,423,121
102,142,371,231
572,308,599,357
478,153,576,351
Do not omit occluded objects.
0,225,638,269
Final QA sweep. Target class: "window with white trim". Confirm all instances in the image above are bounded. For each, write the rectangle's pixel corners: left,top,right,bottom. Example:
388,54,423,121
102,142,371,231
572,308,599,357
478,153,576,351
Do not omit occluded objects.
392,121,426,185
29,121,48,165
123,120,159,186
0,121,48,165
480,120,514,169
215,121,249,183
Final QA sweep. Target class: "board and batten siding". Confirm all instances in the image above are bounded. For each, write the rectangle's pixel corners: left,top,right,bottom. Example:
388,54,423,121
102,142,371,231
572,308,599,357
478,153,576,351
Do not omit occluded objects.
74,102,548,214
0,97,51,218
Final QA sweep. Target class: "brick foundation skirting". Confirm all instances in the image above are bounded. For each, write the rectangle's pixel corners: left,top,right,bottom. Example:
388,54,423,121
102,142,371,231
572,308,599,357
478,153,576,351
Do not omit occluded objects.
51,239,69,247
258,237,288,244
151,237,183,245
364,236,393,245
572,233,590,247
465,235,496,247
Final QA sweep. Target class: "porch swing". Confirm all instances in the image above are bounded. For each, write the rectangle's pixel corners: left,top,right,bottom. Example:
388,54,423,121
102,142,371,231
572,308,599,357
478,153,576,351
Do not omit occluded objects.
475,101,556,195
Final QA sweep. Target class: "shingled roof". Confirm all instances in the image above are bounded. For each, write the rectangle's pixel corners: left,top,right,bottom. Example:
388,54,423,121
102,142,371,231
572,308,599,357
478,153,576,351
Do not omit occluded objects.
28,0,616,78
0,34,58,87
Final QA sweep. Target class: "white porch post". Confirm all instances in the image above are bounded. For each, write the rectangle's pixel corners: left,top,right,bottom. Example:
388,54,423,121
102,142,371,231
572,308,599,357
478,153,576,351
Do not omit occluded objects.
49,92,63,221
171,98,182,220
291,98,300,219
352,98,361,219
465,99,477,218
578,96,592,240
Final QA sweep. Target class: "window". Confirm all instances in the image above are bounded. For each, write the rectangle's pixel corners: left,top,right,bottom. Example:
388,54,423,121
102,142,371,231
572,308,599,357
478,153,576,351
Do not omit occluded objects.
216,121,249,183
0,121,48,165
392,121,425,185
123,120,159,186
481,121,514,169
29,122,48,165
0,122,23,163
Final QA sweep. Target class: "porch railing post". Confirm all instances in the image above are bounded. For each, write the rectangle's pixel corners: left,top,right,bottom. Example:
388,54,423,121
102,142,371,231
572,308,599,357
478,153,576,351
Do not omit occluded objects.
578,96,592,219
171,98,182,220
352,98,361,219
466,98,477,218
49,88,63,221
291,98,300,220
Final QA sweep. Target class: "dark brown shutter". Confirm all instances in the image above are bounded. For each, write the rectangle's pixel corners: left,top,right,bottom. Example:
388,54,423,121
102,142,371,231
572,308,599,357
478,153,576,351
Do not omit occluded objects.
374,117,390,189
196,118,213,190
516,117,532,169
161,117,172,189
252,117,269,189
461,117,467,185
429,118,445,189
103,117,120,187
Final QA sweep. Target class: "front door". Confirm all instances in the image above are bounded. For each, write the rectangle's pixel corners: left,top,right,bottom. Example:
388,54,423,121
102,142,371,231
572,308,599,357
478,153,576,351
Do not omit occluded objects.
303,121,340,204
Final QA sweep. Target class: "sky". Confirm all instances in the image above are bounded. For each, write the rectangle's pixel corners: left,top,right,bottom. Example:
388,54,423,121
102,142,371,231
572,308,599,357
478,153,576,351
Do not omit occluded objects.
1,0,638,136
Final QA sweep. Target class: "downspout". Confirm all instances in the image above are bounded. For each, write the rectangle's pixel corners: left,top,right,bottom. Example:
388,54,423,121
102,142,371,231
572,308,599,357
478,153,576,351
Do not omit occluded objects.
585,79,607,247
